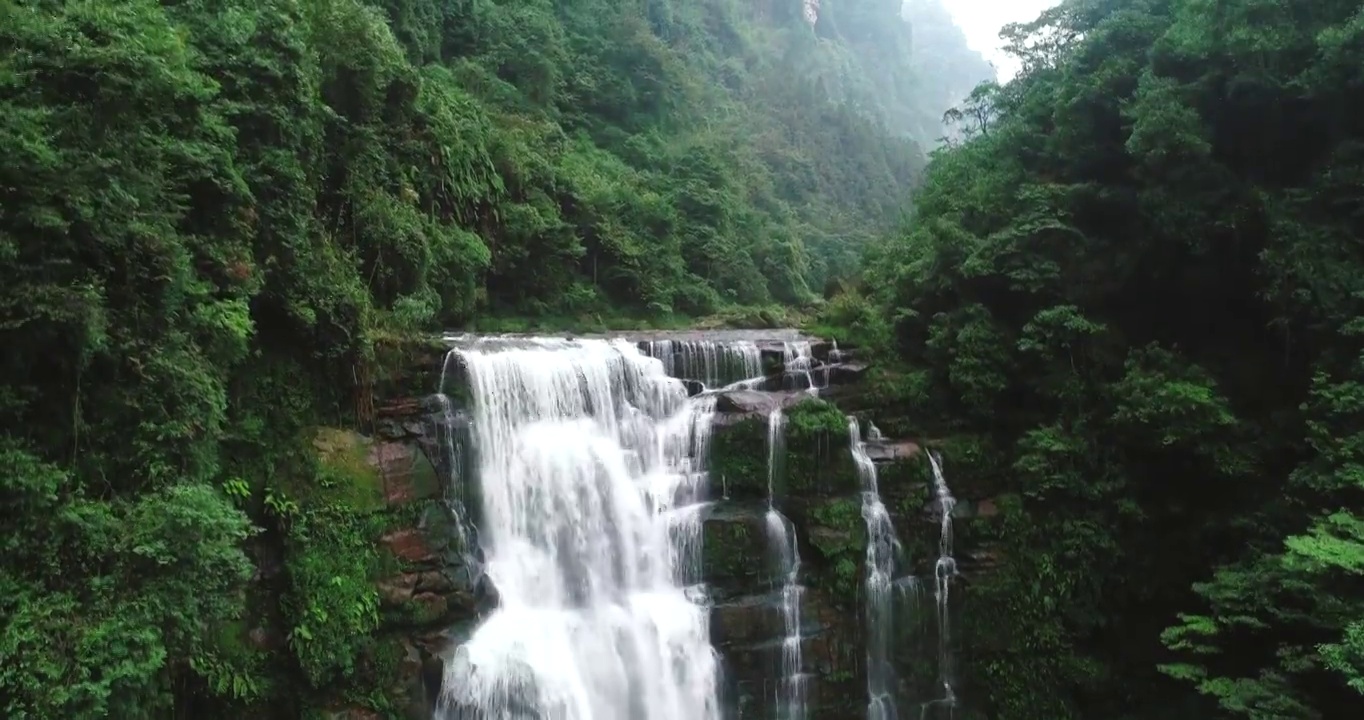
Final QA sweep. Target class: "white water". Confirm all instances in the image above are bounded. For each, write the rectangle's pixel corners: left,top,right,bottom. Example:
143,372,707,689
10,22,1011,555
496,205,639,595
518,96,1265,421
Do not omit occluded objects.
643,339,762,389
762,408,807,720
782,341,821,394
436,338,721,720
849,418,903,720
926,452,958,714
429,388,476,567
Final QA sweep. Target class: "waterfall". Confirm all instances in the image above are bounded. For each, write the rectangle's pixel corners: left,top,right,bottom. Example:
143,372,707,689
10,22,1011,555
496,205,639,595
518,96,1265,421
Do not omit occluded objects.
429,385,477,567
435,337,721,720
849,417,902,720
926,452,958,715
761,408,806,720
781,341,820,394
643,339,762,389
765,409,786,502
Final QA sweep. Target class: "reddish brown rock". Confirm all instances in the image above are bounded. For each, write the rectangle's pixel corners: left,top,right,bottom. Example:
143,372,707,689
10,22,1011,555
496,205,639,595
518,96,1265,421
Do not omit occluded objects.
382,529,436,564
379,573,420,604
377,398,423,417
370,440,440,506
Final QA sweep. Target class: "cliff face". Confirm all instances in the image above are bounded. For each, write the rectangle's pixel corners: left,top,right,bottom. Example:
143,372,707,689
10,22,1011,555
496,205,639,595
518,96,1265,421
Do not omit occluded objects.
325,334,1001,719
698,342,1000,718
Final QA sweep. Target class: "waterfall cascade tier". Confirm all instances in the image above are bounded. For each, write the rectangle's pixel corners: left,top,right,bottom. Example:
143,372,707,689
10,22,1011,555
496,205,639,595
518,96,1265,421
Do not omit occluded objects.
443,331,863,398
418,330,968,720
926,452,959,716
848,418,905,720
435,338,721,720
763,408,807,720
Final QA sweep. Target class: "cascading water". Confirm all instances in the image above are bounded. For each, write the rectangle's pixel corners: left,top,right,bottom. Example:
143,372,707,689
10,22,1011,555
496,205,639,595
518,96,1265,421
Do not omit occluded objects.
643,339,762,389
782,341,820,394
762,408,806,720
435,338,722,720
925,452,958,716
849,418,902,720
428,387,477,566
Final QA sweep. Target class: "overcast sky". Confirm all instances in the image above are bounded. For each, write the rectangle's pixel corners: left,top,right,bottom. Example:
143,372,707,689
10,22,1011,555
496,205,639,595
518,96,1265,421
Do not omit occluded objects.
939,0,1060,81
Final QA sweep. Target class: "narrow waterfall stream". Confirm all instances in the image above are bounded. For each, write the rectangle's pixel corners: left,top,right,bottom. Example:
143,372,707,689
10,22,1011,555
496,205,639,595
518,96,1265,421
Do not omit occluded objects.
435,338,721,720
925,452,959,716
762,407,807,720
782,340,821,394
848,419,903,720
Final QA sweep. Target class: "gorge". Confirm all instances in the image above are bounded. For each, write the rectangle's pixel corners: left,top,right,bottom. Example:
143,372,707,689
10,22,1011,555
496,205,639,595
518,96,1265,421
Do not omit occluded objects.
7,1,1364,719
369,331,983,720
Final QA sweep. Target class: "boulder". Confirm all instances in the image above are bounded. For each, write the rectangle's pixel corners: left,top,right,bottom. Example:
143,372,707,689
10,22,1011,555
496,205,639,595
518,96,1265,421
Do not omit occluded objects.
715,389,779,414
863,439,920,462
826,362,869,384
382,529,437,564
713,389,813,416
379,573,420,604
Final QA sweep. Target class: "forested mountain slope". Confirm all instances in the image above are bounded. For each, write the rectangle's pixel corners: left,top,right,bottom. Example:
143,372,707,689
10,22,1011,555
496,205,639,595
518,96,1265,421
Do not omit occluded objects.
832,0,1364,717
0,0,992,717
900,0,996,144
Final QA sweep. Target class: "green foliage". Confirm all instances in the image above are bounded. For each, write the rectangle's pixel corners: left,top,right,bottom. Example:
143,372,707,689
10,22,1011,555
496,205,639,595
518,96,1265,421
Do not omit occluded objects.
0,0,995,715
284,508,384,687
842,0,1364,717
809,497,867,602
785,396,850,437
0,439,255,718
784,397,860,494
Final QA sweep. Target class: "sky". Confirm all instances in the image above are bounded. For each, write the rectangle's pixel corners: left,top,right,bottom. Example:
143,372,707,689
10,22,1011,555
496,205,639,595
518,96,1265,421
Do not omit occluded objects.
938,0,1060,81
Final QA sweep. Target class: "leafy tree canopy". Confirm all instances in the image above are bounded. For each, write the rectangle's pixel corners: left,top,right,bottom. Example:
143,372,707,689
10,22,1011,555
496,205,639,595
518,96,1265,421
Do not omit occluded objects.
841,0,1364,717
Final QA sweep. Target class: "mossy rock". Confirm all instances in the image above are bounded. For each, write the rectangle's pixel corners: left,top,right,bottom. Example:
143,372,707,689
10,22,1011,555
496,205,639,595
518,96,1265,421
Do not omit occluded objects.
783,398,858,497
409,449,442,503
709,417,769,501
370,334,450,402
701,503,775,599
308,427,386,511
801,496,867,605
874,455,930,496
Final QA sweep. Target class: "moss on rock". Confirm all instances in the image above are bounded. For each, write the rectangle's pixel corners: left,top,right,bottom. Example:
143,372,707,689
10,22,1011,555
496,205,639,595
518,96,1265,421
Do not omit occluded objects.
701,505,772,599
709,416,768,500
784,398,858,497
308,428,386,512
805,497,867,605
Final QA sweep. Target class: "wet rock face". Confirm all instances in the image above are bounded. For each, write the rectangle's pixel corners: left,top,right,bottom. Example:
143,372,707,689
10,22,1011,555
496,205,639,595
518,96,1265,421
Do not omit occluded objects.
698,342,1004,720
703,499,865,719
311,393,491,720
702,503,778,601
704,387,871,718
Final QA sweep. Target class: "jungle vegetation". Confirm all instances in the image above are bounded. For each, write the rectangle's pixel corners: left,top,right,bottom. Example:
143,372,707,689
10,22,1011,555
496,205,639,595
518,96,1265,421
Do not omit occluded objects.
826,0,1364,717
0,0,990,716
